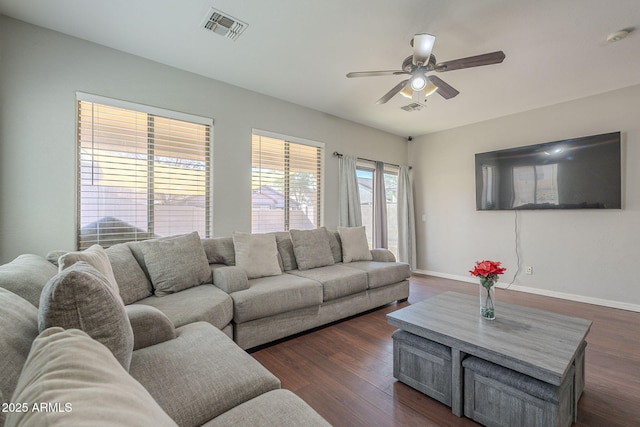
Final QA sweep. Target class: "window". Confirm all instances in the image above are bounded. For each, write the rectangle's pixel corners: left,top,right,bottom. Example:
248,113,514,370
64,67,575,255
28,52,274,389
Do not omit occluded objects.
356,161,399,256
77,93,212,249
251,130,323,232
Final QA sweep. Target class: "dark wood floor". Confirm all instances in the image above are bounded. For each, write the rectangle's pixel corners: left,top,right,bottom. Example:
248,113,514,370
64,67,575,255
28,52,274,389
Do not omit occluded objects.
251,275,640,426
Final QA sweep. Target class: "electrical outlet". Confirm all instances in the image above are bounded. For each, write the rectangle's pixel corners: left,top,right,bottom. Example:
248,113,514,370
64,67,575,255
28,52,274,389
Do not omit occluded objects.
525,266,533,275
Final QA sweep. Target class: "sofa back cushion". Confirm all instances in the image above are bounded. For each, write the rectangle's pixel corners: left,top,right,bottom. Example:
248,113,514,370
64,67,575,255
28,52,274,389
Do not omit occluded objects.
324,228,343,264
338,226,373,263
38,262,134,370
233,232,282,279
0,288,39,426
58,245,119,292
273,231,298,271
289,228,335,270
129,232,212,296
106,243,154,304
6,327,177,427
0,254,58,307
201,236,236,266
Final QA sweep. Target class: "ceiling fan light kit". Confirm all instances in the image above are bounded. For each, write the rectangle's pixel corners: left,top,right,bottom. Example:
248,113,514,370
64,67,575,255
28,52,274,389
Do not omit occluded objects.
347,33,505,106
410,75,427,91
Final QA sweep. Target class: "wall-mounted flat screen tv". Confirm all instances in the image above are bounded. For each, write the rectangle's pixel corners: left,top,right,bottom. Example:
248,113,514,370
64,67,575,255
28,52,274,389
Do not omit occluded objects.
475,131,621,210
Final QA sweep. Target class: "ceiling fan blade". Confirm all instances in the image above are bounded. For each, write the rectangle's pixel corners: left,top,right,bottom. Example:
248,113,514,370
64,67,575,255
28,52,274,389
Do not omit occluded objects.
346,70,408,78
435,51,505,72
376,79,410,104
411,33,436,66
426,75,459,99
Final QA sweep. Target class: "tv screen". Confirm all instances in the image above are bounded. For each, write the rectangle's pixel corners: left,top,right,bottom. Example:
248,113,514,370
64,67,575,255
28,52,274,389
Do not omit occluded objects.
475,131,621,210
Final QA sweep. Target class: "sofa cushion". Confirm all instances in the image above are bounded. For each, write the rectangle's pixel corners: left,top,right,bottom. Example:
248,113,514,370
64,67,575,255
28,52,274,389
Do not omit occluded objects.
0,254,58,307
129,321,281,427
233,232,282,279
273,231,298,271
345,261,410,289
289,228,335,270
38,262,134,370
201,236,236,265
0,288,39,427
135,232,212,296
231,274,323,323
58,244,119,292
288,265,368,301
325,228,343,264
205,389,330,427
106,243,154,304
338,226,373,263
7,327,177,427
135,284,233,330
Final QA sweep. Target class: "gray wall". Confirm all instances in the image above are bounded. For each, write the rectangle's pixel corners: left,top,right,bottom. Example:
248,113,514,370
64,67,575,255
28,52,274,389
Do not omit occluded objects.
409,85,640,308
0,16,407,262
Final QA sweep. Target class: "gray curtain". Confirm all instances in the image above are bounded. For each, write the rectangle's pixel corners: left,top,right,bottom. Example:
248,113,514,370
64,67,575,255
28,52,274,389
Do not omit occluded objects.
373,161,388,248
397,165,416,269
338,155,362,227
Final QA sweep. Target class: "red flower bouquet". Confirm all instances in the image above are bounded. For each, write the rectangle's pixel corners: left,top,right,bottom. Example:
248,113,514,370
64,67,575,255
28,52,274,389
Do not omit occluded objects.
469,260,506,283
470,260,506,320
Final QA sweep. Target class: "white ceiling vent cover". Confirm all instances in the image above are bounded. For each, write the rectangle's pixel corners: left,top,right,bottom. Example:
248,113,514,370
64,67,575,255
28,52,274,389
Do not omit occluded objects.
401,103,424,112
202,8,248,41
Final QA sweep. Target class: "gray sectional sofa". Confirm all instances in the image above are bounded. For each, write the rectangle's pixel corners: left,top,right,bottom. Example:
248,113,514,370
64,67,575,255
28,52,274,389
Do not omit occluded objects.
0,226,409,426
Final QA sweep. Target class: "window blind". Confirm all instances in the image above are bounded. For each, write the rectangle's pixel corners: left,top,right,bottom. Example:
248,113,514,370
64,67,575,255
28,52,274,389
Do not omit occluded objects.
77,95,212,249
251,130,323,233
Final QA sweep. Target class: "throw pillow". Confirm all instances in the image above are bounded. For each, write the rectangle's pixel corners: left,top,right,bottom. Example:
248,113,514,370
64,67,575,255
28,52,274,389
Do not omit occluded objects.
323,227,343,264
136,232,212,296
274,231,297,271
233,232,282,279
201,237,236,265
58,244,119,293
105,243,153,305
38,262,134,370
6,327,177,427
337,226,373,263
289,228,335,270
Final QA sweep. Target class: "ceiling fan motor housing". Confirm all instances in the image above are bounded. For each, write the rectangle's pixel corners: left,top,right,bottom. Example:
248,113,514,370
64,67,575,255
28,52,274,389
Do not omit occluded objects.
402,55,436,73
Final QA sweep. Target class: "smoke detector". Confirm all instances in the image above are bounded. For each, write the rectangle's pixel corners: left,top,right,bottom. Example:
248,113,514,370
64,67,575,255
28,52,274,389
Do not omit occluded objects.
401,103,424,112
202,7,248,41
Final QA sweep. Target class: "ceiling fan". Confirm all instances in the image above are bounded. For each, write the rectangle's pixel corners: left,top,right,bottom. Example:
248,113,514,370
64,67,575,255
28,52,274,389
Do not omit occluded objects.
346,33,505,105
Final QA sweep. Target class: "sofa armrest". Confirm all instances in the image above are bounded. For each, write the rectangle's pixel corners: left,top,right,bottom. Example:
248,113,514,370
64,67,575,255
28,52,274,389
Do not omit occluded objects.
370,248,397,262
125,305,176,350
212,265,249,294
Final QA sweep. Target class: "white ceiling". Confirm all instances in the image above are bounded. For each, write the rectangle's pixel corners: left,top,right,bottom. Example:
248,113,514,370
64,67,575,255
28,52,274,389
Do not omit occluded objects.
1,0,639,137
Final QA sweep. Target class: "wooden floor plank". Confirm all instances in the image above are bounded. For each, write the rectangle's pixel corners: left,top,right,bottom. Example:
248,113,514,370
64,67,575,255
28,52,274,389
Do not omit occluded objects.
251,274,640,426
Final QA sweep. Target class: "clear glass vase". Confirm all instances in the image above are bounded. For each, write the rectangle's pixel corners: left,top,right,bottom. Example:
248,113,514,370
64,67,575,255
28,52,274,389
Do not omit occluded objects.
479,278,496,320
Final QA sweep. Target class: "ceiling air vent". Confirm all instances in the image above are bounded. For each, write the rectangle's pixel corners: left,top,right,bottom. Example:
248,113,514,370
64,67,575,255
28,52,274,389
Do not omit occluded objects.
202,7,248,41
401,103,424,112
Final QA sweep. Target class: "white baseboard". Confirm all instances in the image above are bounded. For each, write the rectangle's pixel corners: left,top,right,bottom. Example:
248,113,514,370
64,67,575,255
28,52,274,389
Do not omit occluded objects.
412,269,640,313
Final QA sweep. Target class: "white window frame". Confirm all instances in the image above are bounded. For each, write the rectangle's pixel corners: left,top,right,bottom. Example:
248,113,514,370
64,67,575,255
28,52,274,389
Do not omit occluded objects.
251,129,324,232
76,92,213,249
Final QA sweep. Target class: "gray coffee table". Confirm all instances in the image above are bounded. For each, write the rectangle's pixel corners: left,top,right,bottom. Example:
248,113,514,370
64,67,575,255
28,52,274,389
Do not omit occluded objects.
387,292,591,423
